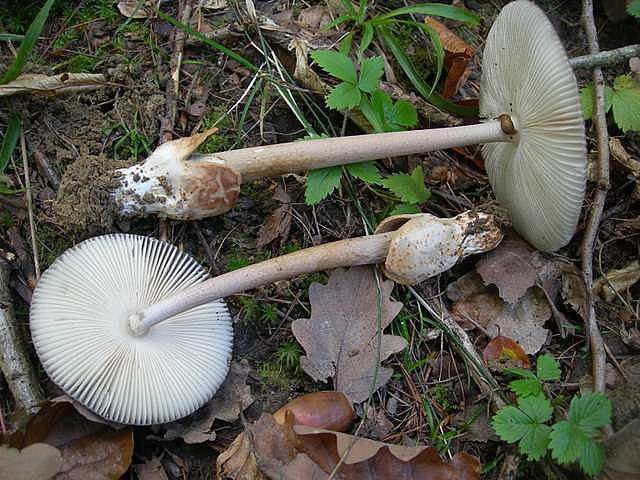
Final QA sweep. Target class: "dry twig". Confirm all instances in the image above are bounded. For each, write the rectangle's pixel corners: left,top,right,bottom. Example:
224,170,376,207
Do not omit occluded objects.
579,0,608,396
21,132,40,281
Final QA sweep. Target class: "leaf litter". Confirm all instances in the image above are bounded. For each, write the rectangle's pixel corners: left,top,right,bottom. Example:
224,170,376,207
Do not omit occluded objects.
292,266,407,403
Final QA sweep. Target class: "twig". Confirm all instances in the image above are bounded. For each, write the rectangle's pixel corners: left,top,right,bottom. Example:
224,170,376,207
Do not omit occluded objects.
570,44,640,69
0,254,44,416
21,132,40,281
32,150,60,191
579,0,608,398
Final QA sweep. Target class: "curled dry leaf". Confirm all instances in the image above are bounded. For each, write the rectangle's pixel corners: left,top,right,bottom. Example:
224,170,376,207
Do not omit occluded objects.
609,137,640,199
0,74,107,97
593,260,640,302
292,267,406,403
482,336,530,369
0,443,62,480
117,0,157,18
256,187,292,249
249,414,481,480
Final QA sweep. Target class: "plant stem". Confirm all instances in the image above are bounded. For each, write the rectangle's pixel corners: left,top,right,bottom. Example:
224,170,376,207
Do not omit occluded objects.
129,232,395,335
211,120,509,181
569,44,640,70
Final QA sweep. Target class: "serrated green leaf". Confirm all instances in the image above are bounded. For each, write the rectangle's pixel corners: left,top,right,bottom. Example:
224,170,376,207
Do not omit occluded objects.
311,50,357,84
388,203,421,216
628,0,640,18
358,56,384,93
580,84,613,121
327,82,361,110
305,166,342,204
389,100,418,128
359,22,374,55
509,378,543,398
381,166,431,204
578,438,605,476
492,395,553,460
549,420,587,464
610,75,640,132
346,161,382,184
339,32,353,56
536,353,561,381
359,96,386,133
0,114,21,173
504,367,538,380
567,392,611,433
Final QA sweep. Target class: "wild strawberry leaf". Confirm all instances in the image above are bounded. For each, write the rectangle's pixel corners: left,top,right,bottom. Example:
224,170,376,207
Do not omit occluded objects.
380,166,431,205
326,82,361,110
358,56,384,93
311,50,357,84
536,353,561,381
305,166,342,205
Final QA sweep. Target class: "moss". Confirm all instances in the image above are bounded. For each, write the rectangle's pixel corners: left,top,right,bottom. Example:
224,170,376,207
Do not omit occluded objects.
37,224,73,269
198,109,234,154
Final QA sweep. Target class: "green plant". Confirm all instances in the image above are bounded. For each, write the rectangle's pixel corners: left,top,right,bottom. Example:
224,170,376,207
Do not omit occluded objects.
492,354,611,476
628,0,640,18
0,113,21,194
276,340,302,371
580,75,640,132
104,115,151,160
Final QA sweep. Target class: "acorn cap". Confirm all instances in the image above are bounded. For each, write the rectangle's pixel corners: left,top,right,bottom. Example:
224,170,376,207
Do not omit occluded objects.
480,0,587,252
30,234,233,425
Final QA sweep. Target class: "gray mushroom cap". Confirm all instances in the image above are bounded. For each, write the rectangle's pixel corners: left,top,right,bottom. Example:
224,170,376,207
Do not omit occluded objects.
480,0,587,252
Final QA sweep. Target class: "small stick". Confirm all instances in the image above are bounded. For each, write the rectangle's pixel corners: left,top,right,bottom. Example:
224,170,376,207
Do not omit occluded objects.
580,0,608,398
21,132,40,281
32,150,60,191
569,44,640,70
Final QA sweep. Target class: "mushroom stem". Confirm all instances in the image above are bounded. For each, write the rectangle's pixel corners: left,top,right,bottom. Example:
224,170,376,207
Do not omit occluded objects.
129,232,395,336
209,120,510,181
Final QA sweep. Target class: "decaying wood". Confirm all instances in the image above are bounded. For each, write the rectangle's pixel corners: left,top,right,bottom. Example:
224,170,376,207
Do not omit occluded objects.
0,255,43,416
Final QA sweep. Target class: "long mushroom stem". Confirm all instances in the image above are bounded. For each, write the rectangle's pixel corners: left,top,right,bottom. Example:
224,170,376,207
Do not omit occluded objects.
129,232,395,336
203,120,510,181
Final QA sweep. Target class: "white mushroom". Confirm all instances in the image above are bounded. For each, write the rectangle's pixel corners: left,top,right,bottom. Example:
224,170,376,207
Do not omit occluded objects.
31,212,502,424
110,0,585,252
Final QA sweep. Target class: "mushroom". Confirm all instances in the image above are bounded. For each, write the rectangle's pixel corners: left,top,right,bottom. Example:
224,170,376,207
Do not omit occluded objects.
30,212,502,425
109,0,585,252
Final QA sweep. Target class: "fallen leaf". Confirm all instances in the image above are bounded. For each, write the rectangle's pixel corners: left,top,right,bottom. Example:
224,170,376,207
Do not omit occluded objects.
560,264,588,318
201,0,228,9
593,260,640,302
603,418,640,480
486,288,550,355
249,414,481,479
0,73,107,97
292,267,406,403
256,187,292,249
55,429,134,480
610,137,640,199
482,336,530,369
161,360,254,443
452,291,504,330
117,0,155,18
452,408,498,443
446,271,487,302
476,236,541,303
134,457,169,480
0,443,62,480
424,17,474,98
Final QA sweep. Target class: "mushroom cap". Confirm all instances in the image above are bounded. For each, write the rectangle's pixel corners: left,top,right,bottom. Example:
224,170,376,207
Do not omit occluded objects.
480,0,586,252
30,234,233,425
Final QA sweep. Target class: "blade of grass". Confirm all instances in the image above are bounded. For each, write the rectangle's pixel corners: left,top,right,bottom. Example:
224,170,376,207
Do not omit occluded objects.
0,0,56,84
0,114,21,172
373,4,479,25
0,33,25,42
395,19,444,96
378,26,477,117
156,9,257,72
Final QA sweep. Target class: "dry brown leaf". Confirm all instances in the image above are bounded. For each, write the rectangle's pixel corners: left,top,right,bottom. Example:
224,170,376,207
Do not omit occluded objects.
292,267,406,403
134,457,169,480
249,414,481,479
0,73,107,97
603,418,640,480
256,187,292,249
610,137,640,199
452,291,504,329
161,360,254,443
0,443,62,480
55,429,134,480
117,0,156,18
424,17,474,98
593,260,640,302
560,264,588,318
482,336,530,369
476,236,541,303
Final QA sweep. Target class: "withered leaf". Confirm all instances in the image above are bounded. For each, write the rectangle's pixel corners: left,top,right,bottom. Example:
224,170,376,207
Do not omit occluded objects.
256,187,292,249
250,414,481,480
292,267,406,403
161,360,254,443
55,429,133,480
593,260,640,302
482,336,530,369
0,443,62,480
0,74,107,97
134,457,169,480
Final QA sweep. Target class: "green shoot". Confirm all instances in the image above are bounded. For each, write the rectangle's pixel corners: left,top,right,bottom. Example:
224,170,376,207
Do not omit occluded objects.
580,75,640,132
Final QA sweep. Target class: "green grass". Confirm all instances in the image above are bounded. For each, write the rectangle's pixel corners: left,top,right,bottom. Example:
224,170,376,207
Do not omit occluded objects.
198,109,235,154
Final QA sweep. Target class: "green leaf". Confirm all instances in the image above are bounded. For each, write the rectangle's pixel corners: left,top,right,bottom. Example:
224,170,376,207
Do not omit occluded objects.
311,50,357,84
503,367,538,380
0,33,25,42
0,114,21,173
549,420,588,464
339,32,353,56
381,166,431,204
389,100,418,128
324,13,354,31
610,75,640,132
373,4,480,26
327,82,361,110
536,353,561,381
567,392,612,433
388,203,421,216
492,395,553,460
578,438,605,476
1,0,56,84
358,56,384,93
359,96,386,133
305,166,343,204
579,84,613,121
509,378,543,398
346,161,382,184
628,0,640,18
359,22,374,55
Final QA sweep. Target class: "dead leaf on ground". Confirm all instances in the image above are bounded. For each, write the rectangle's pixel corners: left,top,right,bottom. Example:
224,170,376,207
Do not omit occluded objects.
247,414,481,479
560,264,588,318
603,418,640,480
134,457,169,480
0,73,107,97
117,0,159,18
610,137,640,199
593,260,640,302
55,429,134,480
424,17,474,98
452,408,498,443
452,291,503,330
292,267,407,403
482,336,530,369
0,443,62,480
256,187,292,249
160,360,254,443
